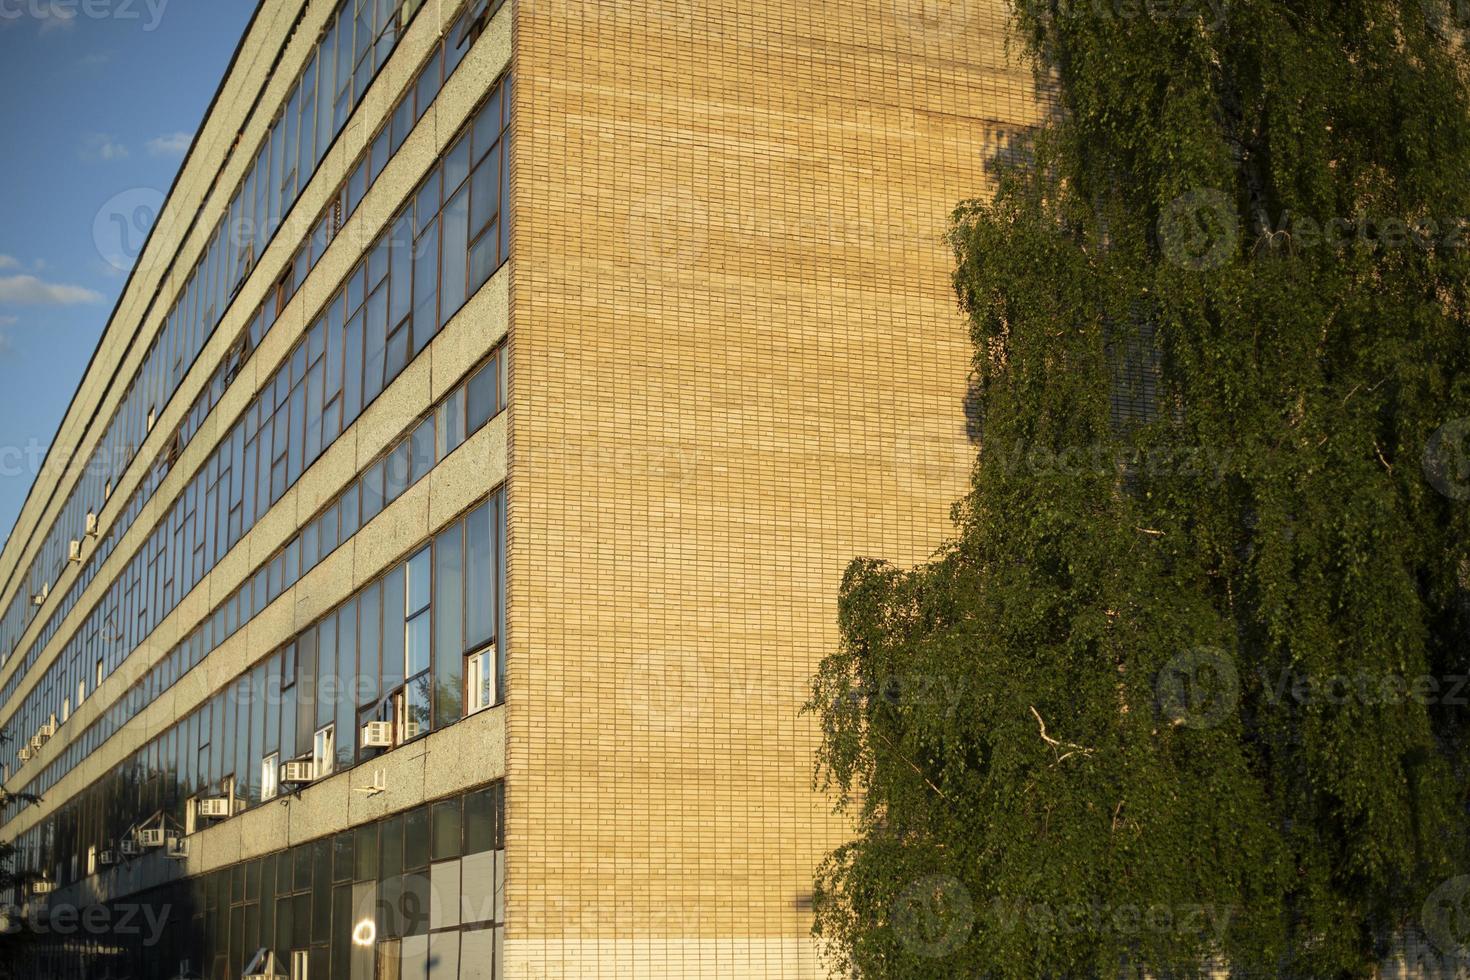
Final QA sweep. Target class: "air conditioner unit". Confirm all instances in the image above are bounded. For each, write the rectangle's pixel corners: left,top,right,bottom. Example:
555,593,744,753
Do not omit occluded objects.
138,828,167,848
29,880,54,896
40,718,56,738
85,511,99,537
30,583,47,607
196,798,232,819
98,850,117,867
165,836,188,860
280,760,315,785
361,721,393,748
119,839,142,857
29,734,43,751
17,747,31,762
68,539,82,563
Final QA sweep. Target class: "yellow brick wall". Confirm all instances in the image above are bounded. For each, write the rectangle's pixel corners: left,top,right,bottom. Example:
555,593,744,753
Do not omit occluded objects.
504,1,1046,975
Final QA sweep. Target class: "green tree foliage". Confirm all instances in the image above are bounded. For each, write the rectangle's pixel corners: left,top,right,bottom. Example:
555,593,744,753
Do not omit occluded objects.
809,0,1470,975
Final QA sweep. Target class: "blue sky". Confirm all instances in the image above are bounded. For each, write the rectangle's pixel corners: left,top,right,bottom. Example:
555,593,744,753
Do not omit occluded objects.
0,0,256,550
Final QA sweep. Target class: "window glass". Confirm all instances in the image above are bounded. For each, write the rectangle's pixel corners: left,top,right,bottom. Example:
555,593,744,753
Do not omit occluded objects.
405,614,430,678
385,323,410,383
406,548,431,615
358,581,382,707
403,806,430,870
440,387,465,457
464,784,498,854
473,229,499,306
343,310,364,422
385,440,410,503
354,823,378,882
381,566,405,691
416,50,442,119
444,134,470,195
405,674,431,740
312,839,332,942
433,522,464,726
470,151,499,239
336,599,357,767
465,502,493,649
473,89,501,164
379,812,403,878
467,358,498,432
361,459,385,522
389,213,413,327
441,187,469,325
333,831,354,883
431,798,462,861
412,226,439,352
410,418,435,482
317,614,337,730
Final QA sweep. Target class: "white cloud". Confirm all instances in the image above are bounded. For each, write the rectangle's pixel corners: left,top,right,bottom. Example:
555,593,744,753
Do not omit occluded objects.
82,134,129,162
0,256,17,270
0,275,103,305
145,132,192,158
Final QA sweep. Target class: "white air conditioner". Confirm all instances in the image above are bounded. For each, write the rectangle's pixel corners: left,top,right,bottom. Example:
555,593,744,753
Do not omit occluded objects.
68,539,82,563
30,584,47,607
40,718,56,738
361,721,394,748
17,747,31,762
30,880,54,896
280,760,315,785
138,828,167,847
197,798,232,819
85,511,99,537
29,734,43,751
119,839,142,857
165,836,188,859
98,850,117,867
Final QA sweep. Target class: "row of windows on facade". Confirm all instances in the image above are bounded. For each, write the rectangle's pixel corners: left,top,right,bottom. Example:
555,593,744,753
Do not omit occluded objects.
0,0,497,731
1,75,512,785
8,493,504,893
0,0,503,744
0,0,473,677
18,782,506,980
3,345,506,820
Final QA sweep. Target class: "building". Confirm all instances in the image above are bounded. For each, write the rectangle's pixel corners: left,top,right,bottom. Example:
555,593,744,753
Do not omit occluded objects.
0,0,1043,976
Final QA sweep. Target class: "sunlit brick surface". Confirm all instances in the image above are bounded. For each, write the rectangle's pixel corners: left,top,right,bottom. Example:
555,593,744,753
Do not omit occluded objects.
504,0,1047,974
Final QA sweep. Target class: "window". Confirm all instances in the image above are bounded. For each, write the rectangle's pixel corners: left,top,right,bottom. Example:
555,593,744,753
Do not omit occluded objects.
262,752,279,801
466,646,495,713
398,547,433,742
433,522,464,726
313,725,335,778
87,845,97,876
291,949,309,980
